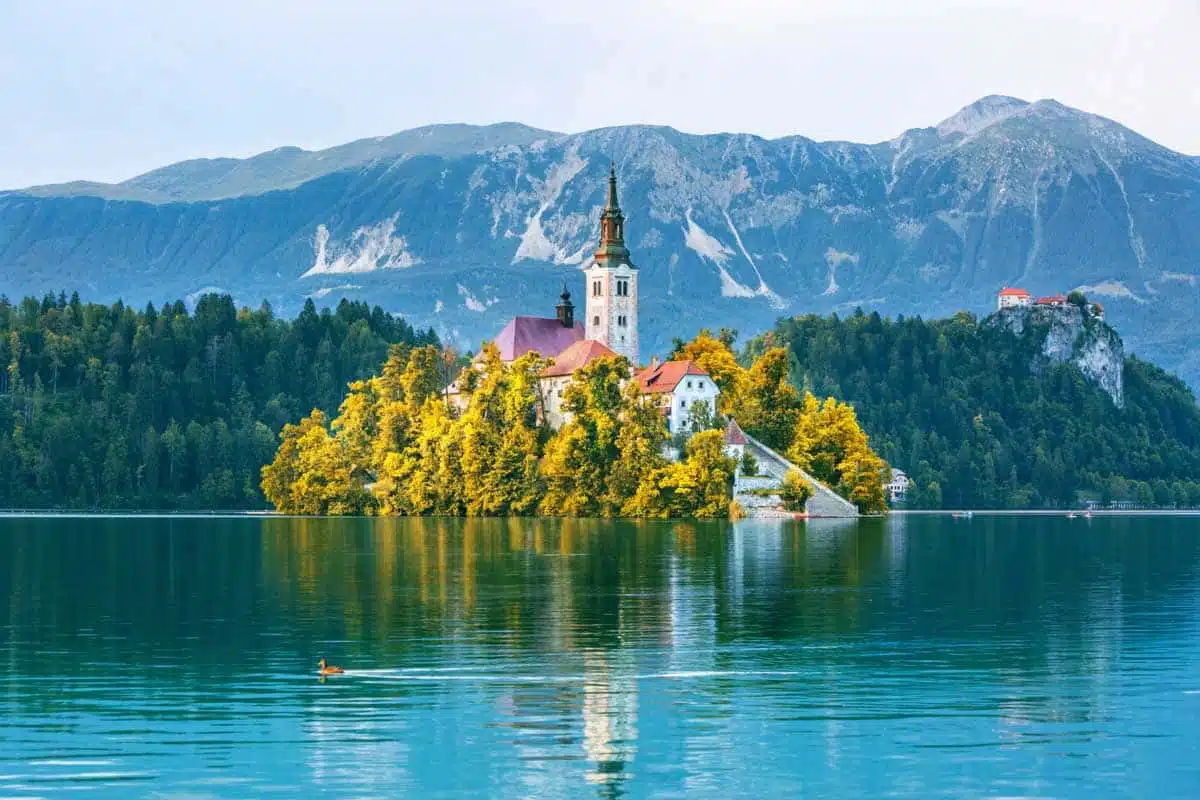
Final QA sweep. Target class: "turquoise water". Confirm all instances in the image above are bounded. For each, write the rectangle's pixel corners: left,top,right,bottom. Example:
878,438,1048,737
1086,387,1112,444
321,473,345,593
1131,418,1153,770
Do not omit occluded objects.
1,514,1199,797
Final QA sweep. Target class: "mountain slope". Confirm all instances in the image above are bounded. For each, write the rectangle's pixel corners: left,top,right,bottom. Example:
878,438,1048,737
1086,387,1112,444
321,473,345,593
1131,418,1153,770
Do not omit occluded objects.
1,98,1198,389
19,122,559,203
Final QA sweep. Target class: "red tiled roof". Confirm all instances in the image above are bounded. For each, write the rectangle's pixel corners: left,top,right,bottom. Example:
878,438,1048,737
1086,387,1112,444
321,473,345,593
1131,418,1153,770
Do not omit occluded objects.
494,316,585,361
724,419,748,446
998,287,1031,297
1035,294,1067,305
635,360,709,394
541,339,620,377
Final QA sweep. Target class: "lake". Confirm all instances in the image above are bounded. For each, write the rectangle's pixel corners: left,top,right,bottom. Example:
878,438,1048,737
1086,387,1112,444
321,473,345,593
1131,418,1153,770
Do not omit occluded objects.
1,514,1199,797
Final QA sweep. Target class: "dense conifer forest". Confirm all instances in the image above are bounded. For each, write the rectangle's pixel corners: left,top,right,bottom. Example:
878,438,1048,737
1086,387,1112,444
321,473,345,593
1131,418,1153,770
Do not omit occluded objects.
754,310,1200,509
0,293,436,509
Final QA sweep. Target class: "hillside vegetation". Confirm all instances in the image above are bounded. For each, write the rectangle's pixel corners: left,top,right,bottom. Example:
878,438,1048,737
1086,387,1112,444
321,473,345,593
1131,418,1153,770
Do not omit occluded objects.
0,293,435,509
754,310,1200,509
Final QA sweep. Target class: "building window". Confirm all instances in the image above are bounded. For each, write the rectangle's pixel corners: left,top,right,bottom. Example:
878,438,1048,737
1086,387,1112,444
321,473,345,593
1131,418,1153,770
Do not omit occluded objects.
615,279,629,297
686,380,692,389
680,399,686,408
617,315,626,327
593,315,600,326
592,280,602,297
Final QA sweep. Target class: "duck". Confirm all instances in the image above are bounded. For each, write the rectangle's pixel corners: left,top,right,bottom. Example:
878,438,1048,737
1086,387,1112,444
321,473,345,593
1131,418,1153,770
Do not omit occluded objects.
318,657,344,676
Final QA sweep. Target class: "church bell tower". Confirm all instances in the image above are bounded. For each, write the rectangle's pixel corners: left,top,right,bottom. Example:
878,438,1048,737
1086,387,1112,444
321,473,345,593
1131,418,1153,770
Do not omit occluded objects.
584,164,638,365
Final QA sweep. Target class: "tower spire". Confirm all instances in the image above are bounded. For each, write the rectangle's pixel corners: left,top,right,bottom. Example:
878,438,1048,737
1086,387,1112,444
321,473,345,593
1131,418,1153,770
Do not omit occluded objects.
595,161,632,266
606,161,619,212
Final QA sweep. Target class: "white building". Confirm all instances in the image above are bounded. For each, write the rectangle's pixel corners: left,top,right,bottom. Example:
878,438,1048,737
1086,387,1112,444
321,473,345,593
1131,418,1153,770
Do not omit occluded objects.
885,469,910,503
636,359,721,436
997,287,1032,310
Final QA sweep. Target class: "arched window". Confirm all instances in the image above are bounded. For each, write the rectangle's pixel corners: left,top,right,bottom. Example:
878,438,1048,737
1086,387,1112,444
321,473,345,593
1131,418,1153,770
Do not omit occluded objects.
593,315,600,326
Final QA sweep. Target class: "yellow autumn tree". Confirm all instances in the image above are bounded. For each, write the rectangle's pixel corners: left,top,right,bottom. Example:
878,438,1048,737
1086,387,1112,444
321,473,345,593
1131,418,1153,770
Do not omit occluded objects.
262,410,329,513
738,347,802,452
789,392,888,514
261,409,374,515
625,429,735,518
540,356,628,517
609,383,670,511
675,330,749,416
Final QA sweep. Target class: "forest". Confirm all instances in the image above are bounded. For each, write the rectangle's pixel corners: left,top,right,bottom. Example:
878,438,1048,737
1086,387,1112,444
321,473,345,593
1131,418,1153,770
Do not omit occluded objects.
754,310,1200,509
6,290,1193,513
0,292,436,509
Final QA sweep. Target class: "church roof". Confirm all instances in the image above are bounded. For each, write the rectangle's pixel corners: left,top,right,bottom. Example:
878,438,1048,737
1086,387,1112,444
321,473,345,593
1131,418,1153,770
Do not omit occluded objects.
494,316,585,361
635,360,710,394
542,339,621,377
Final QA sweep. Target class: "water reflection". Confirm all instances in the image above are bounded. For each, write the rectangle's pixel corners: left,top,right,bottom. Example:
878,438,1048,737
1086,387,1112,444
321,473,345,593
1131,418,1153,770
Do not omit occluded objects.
1,514,1199,796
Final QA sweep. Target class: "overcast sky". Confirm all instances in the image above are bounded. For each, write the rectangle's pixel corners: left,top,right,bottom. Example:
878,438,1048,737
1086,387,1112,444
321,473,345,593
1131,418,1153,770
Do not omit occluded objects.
1,0,1196,189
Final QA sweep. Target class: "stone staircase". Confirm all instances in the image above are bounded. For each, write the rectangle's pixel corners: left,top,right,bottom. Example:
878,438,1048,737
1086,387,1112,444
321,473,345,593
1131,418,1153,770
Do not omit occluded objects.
735,433,860,518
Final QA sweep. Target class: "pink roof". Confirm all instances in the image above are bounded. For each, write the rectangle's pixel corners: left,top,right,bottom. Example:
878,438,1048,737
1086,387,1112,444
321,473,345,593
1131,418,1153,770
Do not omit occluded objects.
1035,294,1067,305
542,339,620,377
494,316,585,361
636,360,710,394
999,287,1031,297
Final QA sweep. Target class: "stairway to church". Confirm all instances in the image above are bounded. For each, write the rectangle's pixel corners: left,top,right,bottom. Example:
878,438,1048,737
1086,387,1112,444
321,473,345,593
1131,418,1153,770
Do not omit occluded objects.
735,433,861,518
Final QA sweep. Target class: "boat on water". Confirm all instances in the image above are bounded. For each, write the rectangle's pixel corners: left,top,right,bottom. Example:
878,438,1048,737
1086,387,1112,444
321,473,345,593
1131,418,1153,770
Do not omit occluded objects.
951,511,973,520
1067,512,1078,519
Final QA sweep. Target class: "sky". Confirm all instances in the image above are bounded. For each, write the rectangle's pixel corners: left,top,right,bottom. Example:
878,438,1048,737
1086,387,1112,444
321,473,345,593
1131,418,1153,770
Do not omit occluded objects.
1,0,1197,189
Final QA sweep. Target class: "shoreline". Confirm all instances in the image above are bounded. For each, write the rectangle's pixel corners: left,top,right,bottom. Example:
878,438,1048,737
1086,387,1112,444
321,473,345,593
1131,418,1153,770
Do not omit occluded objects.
1,509,1197,520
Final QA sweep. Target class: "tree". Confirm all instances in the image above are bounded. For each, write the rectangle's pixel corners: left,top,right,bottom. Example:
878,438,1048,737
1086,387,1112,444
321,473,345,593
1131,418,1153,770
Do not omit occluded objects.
261,410,330,513
675,330,749,415
738,347,801,451
540,356,629,516
610,383,670,512
625,430,734,518
780,470,813,511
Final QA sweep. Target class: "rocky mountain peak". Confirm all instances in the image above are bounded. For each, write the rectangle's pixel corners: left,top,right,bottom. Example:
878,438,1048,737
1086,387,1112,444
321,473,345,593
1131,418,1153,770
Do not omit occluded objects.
935,95,1030,137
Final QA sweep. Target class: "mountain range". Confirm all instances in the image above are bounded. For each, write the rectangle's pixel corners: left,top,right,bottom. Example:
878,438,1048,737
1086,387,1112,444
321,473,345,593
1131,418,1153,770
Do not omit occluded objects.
1,95,1197,390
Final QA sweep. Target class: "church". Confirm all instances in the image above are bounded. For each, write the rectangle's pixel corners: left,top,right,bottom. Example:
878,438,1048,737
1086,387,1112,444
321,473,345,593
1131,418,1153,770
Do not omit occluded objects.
464,165,720,432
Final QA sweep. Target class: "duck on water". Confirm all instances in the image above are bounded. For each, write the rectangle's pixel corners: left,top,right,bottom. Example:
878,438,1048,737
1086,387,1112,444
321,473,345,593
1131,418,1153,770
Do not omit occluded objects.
318,658,344,676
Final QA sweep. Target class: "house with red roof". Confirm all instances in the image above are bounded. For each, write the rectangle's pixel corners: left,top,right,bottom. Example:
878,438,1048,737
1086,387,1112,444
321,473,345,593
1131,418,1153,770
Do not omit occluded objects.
540,338,621,427
997,287,1032,310
1034,293,1068,307
636,358,721,436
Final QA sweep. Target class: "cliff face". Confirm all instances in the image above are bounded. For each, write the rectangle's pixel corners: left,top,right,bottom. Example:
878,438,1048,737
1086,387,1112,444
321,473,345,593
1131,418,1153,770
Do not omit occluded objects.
991,305,1125,407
